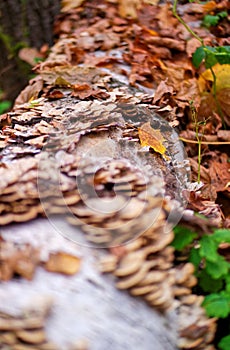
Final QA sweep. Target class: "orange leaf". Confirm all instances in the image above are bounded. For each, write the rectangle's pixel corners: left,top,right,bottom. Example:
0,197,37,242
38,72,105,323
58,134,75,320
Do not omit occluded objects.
138,122,167,158
202,0,216,13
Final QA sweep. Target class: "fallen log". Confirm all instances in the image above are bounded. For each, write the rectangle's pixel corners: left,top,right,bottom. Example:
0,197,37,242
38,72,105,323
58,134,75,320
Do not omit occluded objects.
0,1,217,349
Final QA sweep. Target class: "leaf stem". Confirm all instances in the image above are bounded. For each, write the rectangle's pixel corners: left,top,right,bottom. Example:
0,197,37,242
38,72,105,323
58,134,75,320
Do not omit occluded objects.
172,0,204,45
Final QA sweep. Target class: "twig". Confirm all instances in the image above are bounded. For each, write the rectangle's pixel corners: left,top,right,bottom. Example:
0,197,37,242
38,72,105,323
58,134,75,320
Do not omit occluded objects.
179,137,230,145
172,0,204,45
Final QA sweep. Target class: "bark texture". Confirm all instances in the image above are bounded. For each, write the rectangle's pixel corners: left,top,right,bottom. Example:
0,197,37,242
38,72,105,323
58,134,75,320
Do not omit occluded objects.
0,0,60,100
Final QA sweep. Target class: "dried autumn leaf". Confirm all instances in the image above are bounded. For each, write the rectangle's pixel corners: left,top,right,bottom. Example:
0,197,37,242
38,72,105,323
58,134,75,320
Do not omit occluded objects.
72,84,109,100
138,121,167,157
18,47,43,66
198,64,230,93
217,88,230,119
61,0,85,13
46,90,65,100
202,0,217,13
55,76,73,88
14,77,44,106
118,0,140,19
198,64,230,120
45,252,81,275
0,113,11,128
144,0,160,5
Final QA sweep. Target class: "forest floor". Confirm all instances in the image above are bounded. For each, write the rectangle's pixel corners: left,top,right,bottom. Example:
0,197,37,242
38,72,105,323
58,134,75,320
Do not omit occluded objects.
0,0,230,349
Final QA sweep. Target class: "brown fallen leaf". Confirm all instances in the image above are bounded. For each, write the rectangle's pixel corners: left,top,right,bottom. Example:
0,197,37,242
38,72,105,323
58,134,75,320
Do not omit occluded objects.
118,0,140,19
14,77,44,107
0,113,11,128
45,90,65,100
45,252,81,275
138,121,167,158
18,47,43,66
153,80,174,104
61,0,85,13
72,83,109,100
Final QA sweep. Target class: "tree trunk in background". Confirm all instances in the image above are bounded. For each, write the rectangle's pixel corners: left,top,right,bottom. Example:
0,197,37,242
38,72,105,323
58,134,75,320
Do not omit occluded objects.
0,0,60,101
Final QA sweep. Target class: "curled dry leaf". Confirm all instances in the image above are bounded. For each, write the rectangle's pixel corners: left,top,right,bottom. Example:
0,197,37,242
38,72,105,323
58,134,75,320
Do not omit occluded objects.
45,90,65,100
18,47,43,66
138,121,167,158
14,77,44,107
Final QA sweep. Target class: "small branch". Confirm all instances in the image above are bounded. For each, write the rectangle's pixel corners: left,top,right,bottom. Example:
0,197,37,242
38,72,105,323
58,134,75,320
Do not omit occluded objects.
179,137,230,145
172,0,204,45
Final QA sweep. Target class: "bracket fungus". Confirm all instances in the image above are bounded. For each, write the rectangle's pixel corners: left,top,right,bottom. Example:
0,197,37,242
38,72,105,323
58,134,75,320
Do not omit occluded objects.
99,200,217,349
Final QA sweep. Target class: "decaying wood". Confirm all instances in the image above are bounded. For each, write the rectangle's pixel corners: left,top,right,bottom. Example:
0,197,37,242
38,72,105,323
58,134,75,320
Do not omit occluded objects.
0,1,218,349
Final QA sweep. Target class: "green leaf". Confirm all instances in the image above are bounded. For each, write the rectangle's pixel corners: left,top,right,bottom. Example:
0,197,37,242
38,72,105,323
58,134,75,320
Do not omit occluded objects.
224,275,230,293
206,256,229,279
202,292,230,318
202,11,227,29
215,47,230,65
189,247,201,271
205,52,218,68
198,270,223,293
203,46,230,66
213,229,230,243
203,14,220,28
192,46,206,68
172,226,198,251
199,235,219,262
218,11,228,19
219,335,230,350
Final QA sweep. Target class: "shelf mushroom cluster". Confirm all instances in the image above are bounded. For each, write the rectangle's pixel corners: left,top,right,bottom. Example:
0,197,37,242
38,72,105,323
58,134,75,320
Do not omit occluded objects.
99,200,217,349
0,296,55,349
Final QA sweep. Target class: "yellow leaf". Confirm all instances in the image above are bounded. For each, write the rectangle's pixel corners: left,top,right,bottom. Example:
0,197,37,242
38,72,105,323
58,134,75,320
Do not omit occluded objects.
55,76,73,87
198,64,230,93
202,0,216,13
138,122,168,159
45,252,81,275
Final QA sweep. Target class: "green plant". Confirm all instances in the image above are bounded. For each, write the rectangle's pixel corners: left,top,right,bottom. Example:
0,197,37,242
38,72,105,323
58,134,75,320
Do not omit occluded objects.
219,334,230,350
0,90,11,114
189,101,209,183
0,100,11,114
172,226,230,349
202,11,228,28
172,0,230,123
